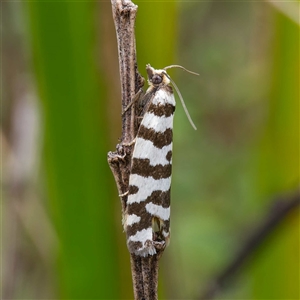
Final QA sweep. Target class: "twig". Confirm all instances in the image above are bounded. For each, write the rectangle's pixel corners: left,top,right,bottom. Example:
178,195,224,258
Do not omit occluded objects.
108,1,161,299
199,188,300,300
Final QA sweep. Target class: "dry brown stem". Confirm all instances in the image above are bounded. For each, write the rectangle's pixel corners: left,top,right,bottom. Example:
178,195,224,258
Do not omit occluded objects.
108,1,162,299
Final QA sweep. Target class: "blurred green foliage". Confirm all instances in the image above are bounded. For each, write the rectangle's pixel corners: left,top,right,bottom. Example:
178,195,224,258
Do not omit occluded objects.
28,2,120,298
3,1,299,299
135,0,177,72
169,2,299,299
251,9,299,299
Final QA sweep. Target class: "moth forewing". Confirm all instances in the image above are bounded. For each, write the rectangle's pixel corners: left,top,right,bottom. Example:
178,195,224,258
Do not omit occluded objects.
124,65,175,257
124,64,196,257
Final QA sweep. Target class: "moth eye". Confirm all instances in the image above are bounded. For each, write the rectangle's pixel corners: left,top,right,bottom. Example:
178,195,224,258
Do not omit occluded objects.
152,74,162,85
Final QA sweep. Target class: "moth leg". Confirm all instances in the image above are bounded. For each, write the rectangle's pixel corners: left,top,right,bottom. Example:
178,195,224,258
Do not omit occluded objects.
122,88,144,115
152,217,165,241
151,217,168,254
153,241,166,251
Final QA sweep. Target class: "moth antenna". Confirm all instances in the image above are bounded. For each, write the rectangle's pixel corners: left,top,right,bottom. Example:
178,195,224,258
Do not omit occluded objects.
165,74,197,130
164,65,199,76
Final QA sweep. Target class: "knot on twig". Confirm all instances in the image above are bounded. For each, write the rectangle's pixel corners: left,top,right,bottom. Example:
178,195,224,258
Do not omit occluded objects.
114,0,138,18
107,143,133,165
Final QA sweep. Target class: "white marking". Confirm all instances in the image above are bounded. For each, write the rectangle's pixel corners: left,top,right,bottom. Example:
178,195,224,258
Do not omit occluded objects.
125,214,141,226
137,246,156,257
145,203,170,221
128,174,171,204
129,227,152,243
151,89,175,106
142,113,174,133
128,228,157,256
134,246,156,257
162,230,170,238
133,138,172,166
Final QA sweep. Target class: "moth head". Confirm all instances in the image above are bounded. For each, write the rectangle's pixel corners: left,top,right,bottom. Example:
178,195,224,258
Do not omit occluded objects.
146,63,199,130
146,64,170,87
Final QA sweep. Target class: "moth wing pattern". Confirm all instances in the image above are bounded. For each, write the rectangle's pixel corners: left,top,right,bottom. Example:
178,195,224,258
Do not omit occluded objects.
125,83,176,257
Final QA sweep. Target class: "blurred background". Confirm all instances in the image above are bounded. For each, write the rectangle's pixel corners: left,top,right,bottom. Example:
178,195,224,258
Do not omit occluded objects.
2,1,299,299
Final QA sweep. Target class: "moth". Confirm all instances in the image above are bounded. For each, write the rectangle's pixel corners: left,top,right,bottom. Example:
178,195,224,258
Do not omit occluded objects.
124,64,198,257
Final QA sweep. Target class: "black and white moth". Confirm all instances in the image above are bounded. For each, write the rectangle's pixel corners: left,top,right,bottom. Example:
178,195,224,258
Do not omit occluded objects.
124,64,197,257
